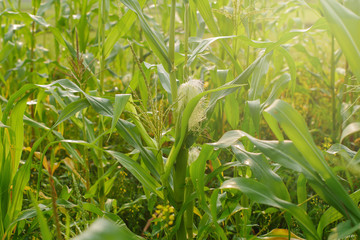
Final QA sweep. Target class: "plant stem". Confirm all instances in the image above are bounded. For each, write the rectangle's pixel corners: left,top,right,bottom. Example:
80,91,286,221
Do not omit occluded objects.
174,145,188,240
48,164,62,239
184,177,194,239
169,0,178,114
97,0,106,210
98,0,106,95
330,35,336,141
183,0,190,83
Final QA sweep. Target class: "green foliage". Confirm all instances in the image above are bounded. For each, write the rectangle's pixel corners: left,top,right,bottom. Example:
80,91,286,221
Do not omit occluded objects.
0,0,359,239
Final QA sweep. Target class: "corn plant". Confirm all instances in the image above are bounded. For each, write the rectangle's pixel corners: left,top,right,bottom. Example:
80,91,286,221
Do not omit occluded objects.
0,88,34,239
0,0,359,239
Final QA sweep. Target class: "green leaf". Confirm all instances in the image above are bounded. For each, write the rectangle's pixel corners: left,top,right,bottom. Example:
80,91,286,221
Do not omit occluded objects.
194,0,242,73
72,218,144,240
189,145,213,212
262,74,290,109
9,94,29,175
320,0,360,81
208,53,270,110
2,84,37,124
317,189,360,238
328,220,360,240
0,11,49,27
221,178,319,240
107,151,163,199
248,52,272,100
297,174,307,212
277,47,296,93
110,94,130,134
344,0,360,16
104,0,147,57
231,145,291,202
264,100,360,223
29,193,52,240
0,41,15,63
187,36,236,66
52,98,90,129
49,27,77,58
340,122,360,143
163,84,244,182
121,0,171,71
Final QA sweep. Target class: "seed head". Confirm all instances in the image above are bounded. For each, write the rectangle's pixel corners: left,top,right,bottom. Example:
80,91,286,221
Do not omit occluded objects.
177,79,207,131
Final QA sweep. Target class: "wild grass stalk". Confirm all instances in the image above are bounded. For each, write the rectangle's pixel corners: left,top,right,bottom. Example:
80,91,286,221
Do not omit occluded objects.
97,0,107,210
183,0,190,83
330,35,336,141
169,0,178,109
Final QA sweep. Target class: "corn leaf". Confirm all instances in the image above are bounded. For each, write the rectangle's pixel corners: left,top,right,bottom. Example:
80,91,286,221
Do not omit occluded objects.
320,0,360,81
221,178,319,240
73,218,143,240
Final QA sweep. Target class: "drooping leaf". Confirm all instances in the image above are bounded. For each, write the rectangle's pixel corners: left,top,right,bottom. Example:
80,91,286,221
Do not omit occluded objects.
221,178,319,239
110,94,130,134
264,100,360,222
340,122,360,143
120,0,171,71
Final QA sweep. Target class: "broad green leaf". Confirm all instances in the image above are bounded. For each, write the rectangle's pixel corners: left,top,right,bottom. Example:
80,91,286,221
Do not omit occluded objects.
210,129,360,224
320,0,360,81
40,79,160,178
326,143,357,158
231,145,291,202
344,0,360,16
29,193,52,240
49,27,77,58
189,144,213,212
187,36,236,66
23,116,83,165
121,0,171,71
82,203,104,216
1,84,37,124
317,189,360,238
221,178,319,240
107,151,163,199
277,47,296,93
9,94,29,176
210,190,227,240
262,74,290,110
7,157,32,229
104,0,146,57
110,94,130,135
52,98,90,129
73,218,143,240
248,52,272,100
340,122,360,143
245,99,260,134
224,93,240,129
328,220,360,240
0,11,49,27
208,53,268,110
157,64,171,94
297,174,307,212
0,42,15,63
265,100,360,222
